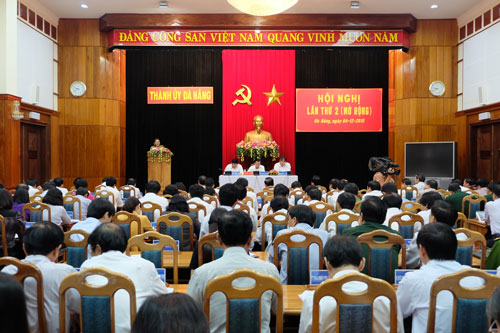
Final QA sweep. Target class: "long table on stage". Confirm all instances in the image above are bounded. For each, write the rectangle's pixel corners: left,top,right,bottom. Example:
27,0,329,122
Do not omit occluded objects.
219,175,299,192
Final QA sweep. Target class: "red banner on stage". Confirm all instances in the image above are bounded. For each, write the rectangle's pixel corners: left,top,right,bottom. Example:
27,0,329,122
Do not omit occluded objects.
109,30,409,49
222,50,295,172
147,87,213,104
296,88,382,132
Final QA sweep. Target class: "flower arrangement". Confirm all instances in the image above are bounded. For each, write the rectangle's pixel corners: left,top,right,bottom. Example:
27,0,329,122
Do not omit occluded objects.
236,140,280,161
268,169,279,175
147,146,174,163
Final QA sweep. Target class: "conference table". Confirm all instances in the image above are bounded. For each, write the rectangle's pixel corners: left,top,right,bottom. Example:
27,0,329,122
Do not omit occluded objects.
219,175,298,192
160,251,270,269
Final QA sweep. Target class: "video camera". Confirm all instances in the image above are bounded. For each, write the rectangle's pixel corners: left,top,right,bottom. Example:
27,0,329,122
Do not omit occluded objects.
368,157,400,175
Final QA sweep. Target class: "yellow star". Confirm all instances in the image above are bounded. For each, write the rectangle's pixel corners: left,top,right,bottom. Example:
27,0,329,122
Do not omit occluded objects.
263,84,284,106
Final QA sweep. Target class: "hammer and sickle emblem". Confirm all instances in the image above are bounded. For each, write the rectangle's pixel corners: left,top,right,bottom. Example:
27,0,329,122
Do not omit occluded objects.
232,84,252,106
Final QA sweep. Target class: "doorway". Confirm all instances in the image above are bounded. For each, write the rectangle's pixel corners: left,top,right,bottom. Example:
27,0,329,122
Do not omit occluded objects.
20,122,49,184
470,121,500,181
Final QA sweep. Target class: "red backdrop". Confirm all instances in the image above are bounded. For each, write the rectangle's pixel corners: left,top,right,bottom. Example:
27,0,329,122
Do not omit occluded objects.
222,49,296,173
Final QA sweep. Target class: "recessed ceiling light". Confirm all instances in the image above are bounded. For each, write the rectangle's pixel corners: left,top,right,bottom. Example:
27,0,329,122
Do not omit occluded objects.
80,3,88,8
430,4,439,9
159,1,168,8
350,1,360,9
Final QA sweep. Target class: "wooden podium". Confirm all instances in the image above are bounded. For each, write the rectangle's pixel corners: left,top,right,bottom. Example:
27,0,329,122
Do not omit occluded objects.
147,157,171,189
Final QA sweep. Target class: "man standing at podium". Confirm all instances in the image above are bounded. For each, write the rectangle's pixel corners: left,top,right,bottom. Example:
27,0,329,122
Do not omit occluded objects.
224,158,244,174
273,157,291,172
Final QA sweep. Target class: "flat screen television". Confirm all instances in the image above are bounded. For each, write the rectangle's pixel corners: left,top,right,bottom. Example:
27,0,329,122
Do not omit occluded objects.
404,142,456,179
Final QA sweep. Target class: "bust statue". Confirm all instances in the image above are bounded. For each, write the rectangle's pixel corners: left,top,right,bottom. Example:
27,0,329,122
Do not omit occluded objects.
244,115,273,143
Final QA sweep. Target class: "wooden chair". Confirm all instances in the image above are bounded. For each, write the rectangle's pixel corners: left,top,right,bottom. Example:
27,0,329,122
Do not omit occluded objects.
9,189,16,195
63,229,90,268
157,212,194,250
162,194,173,200
357,230,406,283
22,202,51,222
197,232,223,267
241,196,254,209
178,189,189,199
401,185,418,201
353,200,363,213
388,212,424,239
119,185,135,199
427,268,500,333
309,202,334,228
94,184,106,193
29,193,44,203
203,194,218,208
59,267,136,333
454,228,487,268
358,189,367,197
233,201,251,215
0,257,47,333
188,201,208,221
290,189,305,205
204,268,283,332
401,201,422,214
261,211,289,251
141,201,162,223
256,190,272,208
63,195,82,220
126,231,179,283
247,186,254,193
462,194,487,219
95,190,115,206
323,211,359,235
312,272,398,333
112,211,141,239
437,189,450,198
317,185,327,194
0,215,7,256
262,195,273,207
325,190,337,205
273,229,324,285
456,212,467,228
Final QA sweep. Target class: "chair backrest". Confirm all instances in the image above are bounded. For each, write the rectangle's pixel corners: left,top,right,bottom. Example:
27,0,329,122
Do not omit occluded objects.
126,231,179,283
261,211,289,250
456,212,467,229
401,185,418,200
325,190,336,205
197,232,224,267
178,189,189,199
23,202,51,222
29,193,44,203
273,229,324,285
317,185,327,194
95,190,115,206
357,230,405,283
454,228,487,268
162,194,172,200
358,189,367,197
353,200,363,214
401,201,422,214
157,212,194,250
59,267,136,333
247,187,254,193
203,194,218,208
140,201,162,223
63,230,90,268
388,212,424,239
119,185,135,199
462,194,487,219
0,215,7,256
112,211,141,239
324,211,359,234
233,201,251,215
204,268,283,333
427,268,500,333
309,202,334,228
188,201,207,220
241,196,254,209
437,189,450,198
290,189,305,205
312,272,398,333
94,184,105,193
262,195,274,207
0,257,47,333
63,195,82,220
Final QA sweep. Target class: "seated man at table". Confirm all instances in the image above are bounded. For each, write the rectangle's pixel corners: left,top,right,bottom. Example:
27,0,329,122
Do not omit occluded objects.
70,198,115,241
268,205,330,284
298,235,404,333
187,210,280,333
248,159,265,172
199,183,239,238
302,187,323,206
319,192,359,236
140,180,169,212
397,222,482,332
187,184,214,221
224,158,244,174
273,156,291,172
260,183,290,222
80,223,170,333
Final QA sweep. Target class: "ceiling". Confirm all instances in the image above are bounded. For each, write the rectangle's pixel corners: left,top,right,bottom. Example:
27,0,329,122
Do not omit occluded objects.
39,0,478,20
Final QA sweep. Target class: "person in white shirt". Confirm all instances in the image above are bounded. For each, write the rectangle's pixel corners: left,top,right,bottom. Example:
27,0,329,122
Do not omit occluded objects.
187,184,214,221
42,188,71,227
199,183,238,238
187,210,280,333
476,178,490,196
413,173,426,194
104,176,123,209
75,187,92,220
326,179,348,207
80,223,171,333
383,193,403,229
256,195,289,250
259,184,290,224
417,191,443,226
140,180,169,212
248,159,265,172
234,185,258,231
319,192,359,236
123,178,142,198
53,177,68,196
299,235,404,333
486,184,500,235
362,181,383,200
2,222,80,333
40,181,56,197
268,204,330,284
301,186,323,207
273,156,291,172
26,179,41,197
71,198,115,241
461,178,474,192
224,158,244,174
235,177,258,210
397,222,483,333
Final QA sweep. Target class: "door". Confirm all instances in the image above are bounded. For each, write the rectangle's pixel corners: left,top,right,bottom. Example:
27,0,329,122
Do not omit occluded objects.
21,123,47,183
471,121,500,181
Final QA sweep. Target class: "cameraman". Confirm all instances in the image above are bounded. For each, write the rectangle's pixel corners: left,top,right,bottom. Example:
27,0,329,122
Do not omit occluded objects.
373,167,399,187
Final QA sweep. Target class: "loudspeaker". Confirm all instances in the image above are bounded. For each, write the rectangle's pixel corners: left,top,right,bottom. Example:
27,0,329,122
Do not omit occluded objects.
31,85,40,105
478,85,487,105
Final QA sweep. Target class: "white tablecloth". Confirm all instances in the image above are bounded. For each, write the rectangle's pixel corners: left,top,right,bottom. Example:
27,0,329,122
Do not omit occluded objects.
219,175,299,193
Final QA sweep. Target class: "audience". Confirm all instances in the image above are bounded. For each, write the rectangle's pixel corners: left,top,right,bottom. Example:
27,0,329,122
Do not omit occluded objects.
344,182,360,200
26,179,40,197
486,184,500,237
234,177,257,209
187,210,280,332
42,188,71,227
234,184,258,229
327,179,347,207
2,222,79,332
53,177,68,196
164,194,200,250
319,192,358,236
104,176,123,209
140,180,169,211
163,184,179,196
462,177,474,192
445,182,468,214
302,187,322,206
80,223,170,332
268,205,330,284
175,182,187,192
383,193,403,228
187,184,214,220
200,183,239,238
122,196,154,236
476,178,489,196
40,181,56,197
0,189,25,258
12,188,30,218
198,175,206,187
260,183,290,221
298,235,404,332
264,177,275,187
363,181,383,200
74,187,91,220
73,178,94,200
70,198,115,241
397,222,481,332
488,286,500,327
413,173,426,193
0,272,29,333
132,293,208,333
311,175,321,187
418,191,442,225
126,178,142,198
256,195,289,250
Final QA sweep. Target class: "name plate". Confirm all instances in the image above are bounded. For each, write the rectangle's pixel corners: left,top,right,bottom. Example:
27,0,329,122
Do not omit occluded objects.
151,222,157,229
395,269,416,284
310,270,329,285
67,211,74,219
231,171,241,175
25,222,35,229
152,239,180,251
157,268,166,282
260,171,269,175
405,239,412,249
278,171,288,175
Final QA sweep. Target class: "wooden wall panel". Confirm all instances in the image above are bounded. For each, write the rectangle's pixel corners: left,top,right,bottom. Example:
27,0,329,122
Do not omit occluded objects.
0,96,21,188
